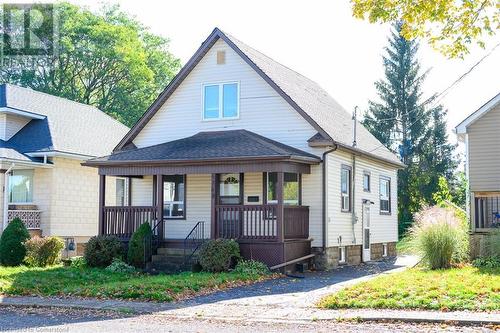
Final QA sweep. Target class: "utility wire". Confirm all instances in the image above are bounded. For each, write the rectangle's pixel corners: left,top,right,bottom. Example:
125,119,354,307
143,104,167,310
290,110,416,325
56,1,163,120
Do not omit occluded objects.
365,42,500,154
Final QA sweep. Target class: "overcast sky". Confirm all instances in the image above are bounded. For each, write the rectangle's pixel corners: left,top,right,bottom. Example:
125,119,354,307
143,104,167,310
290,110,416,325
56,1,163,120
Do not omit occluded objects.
70,0,500,147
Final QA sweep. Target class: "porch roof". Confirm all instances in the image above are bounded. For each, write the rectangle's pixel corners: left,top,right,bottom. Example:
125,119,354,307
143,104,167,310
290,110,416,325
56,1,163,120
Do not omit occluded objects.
84,130,321,174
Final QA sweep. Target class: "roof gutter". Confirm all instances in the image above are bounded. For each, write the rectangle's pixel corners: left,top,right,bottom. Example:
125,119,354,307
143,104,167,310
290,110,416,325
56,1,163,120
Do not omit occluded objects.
26,150,96,161
322,144,338,252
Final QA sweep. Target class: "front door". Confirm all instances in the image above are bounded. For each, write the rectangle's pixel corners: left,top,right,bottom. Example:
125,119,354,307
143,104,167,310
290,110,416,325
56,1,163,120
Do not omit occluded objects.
362,202,371,262
218,173,242,238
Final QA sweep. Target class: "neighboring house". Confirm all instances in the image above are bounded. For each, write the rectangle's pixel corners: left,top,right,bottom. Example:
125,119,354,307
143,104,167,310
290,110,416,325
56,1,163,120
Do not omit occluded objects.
455,92,500,257
84,28,404,270
0,84,129,255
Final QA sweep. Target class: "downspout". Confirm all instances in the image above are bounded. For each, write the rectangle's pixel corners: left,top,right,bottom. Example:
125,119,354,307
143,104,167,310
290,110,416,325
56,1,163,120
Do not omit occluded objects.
3,163,14,231
351,107,358,244
322,145,337,252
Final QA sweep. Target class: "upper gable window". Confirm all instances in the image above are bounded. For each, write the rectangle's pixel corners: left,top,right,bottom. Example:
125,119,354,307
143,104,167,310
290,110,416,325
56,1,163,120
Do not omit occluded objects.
203,82,239,120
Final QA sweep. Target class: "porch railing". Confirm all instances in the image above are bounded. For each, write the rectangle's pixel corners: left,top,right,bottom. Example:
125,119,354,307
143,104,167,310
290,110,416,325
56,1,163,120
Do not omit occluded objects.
216,204,309,241
475,196,500,229
102,206,157,240
8,210,42,229
283,206,309,239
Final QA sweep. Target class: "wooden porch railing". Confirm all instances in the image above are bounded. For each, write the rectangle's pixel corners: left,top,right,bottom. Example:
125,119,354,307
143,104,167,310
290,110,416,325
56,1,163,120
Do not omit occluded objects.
283,206,309,239
102,206,157,240
216,204,309,241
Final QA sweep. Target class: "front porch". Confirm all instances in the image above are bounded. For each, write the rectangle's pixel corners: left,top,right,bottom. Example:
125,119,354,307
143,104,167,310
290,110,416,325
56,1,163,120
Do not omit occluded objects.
86,130,322,268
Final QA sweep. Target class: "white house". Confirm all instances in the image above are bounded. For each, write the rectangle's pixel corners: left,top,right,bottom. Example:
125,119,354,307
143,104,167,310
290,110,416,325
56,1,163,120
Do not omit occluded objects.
84,28,403,270
0,84,128,255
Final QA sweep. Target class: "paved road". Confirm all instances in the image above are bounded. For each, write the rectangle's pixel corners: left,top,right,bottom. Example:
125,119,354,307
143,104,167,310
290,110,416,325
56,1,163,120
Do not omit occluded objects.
0,306,496,332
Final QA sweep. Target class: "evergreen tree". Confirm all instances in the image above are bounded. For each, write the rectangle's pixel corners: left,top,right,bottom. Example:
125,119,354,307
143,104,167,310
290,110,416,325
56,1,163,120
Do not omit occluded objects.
363,23,457,234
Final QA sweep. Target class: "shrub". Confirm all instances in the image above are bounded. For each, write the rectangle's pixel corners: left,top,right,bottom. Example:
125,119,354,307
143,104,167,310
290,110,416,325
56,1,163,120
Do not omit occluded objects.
106,258,136,274
25,236,64,267
0,218,30,266
127,223,152,268
410,206,469,269
198,239,240,272
70,256,87,269
233,260,269,275
84,235,123,267
473,256,500,269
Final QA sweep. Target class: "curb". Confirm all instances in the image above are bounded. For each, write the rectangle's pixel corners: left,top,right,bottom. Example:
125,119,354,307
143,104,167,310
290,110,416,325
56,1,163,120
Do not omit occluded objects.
1,298,498,326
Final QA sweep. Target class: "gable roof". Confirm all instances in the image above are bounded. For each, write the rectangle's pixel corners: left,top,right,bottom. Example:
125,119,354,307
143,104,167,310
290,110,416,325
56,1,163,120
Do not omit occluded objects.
455,92,500,135
115,28,402,167
85,130,321,165
0,84,129,160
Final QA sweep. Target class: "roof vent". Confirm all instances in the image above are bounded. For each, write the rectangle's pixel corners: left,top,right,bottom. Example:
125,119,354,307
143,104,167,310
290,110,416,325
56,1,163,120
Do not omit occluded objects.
217,50,225,65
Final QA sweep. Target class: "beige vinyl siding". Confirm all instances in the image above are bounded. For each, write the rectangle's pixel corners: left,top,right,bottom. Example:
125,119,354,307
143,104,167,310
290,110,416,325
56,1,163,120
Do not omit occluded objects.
130,176,153,206
244,172,263,204
302,164,323,246
467,105,500,191
164,174,211,239
133,39,320,155
39,157,117,237
326,149,398,247
0,113,31,141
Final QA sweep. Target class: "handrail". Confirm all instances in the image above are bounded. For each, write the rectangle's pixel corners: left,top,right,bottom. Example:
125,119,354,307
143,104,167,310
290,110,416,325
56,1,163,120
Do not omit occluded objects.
183,221,206,265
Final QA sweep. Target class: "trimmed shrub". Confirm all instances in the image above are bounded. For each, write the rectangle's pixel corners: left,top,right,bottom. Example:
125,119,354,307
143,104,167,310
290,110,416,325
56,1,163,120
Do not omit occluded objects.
127,223,152,268
70,256,87,269
106,258,136,274
198,239,240,272
0,218,30,266
410,206,469,269
25,236,64,267
84,235,123,268
233,260,269,275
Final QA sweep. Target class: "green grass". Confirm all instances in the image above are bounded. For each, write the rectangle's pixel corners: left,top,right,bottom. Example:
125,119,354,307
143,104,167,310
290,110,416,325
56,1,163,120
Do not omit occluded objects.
0,265,267,302
319,266,500,311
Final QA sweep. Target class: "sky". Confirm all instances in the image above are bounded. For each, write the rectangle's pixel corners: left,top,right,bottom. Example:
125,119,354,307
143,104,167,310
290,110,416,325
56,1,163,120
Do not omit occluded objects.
65,0,500,148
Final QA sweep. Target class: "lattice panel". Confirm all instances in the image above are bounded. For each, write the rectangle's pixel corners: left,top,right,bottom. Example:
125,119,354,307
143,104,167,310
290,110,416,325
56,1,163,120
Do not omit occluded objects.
8,210,41,229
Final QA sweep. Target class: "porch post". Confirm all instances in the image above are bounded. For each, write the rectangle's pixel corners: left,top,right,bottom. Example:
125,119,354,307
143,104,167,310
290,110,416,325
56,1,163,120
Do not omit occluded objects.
98,174,106,235
276,172,284,242
210,173,217,239
156,174,164,241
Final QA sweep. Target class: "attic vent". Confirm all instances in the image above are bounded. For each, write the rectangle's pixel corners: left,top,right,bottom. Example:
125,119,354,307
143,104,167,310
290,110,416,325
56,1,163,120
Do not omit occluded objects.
217,50,225,64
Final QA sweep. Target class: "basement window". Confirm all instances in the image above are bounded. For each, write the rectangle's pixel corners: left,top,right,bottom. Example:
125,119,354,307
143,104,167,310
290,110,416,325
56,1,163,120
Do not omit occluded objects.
339,246,346,264
383,243,388,257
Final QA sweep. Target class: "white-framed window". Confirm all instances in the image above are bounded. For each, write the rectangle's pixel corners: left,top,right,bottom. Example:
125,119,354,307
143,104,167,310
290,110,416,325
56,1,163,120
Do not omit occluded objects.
116,178,128,206
363,171,371,192
9,169,34,203
163,175,185,219
203,82,239,120
383,243,388,257
338,246,346,264
341,166,351,212
266,172,300,205
380,177,391,214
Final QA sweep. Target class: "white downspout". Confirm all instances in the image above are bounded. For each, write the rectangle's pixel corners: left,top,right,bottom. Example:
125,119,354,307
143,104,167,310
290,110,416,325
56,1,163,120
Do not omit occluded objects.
3,163,14,231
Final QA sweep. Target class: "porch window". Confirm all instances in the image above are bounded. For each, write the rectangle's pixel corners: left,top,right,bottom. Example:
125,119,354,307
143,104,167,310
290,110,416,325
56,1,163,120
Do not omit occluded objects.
341,166,351,212
219,173,241,204
266,172,300,205
163,175,185,219
115,178,128,206
9,170,34,203
380,177,391,214
203,83,239,120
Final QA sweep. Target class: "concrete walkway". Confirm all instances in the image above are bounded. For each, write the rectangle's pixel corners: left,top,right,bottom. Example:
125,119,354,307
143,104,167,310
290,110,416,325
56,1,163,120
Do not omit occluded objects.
1,255,498,325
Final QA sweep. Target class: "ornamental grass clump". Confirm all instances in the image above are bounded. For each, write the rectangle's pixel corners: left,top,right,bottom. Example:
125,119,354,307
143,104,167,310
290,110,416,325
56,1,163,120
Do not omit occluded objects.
410,206,469,269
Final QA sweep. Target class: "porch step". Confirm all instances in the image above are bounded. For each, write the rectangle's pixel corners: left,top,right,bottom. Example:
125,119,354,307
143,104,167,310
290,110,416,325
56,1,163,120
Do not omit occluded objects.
151,254,190,264
156,247,186,256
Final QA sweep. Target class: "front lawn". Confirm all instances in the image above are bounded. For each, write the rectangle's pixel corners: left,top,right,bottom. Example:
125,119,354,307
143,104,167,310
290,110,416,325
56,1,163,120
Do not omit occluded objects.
0,265,267,302
319,266,500,311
